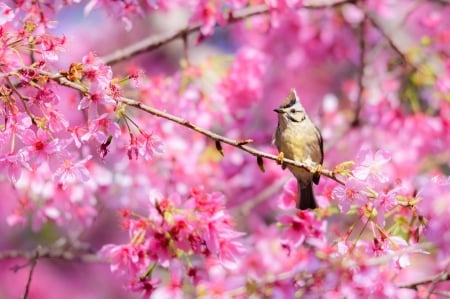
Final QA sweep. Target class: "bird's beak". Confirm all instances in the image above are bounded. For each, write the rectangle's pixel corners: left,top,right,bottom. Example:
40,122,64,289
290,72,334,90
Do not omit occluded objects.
273,108,283,114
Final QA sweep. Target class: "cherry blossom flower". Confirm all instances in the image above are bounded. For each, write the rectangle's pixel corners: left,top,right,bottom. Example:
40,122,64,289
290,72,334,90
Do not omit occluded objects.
332,177,368,213
52,155,92,187
128,278,161,299
0,151,30,183
215,47,267,120
0,3,14,25
137,131,164,161
278,177,297,210
20,129,70,166
99,243,148,276
35,86,61,104
353,148,391,186
37,34,66,61
46,109,69,132
80,113,121,144
278,210,326,248
82,52,113,87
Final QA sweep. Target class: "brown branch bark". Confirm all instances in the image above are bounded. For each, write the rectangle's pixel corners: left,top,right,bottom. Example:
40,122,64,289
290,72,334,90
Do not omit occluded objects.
365,12,423,75
398,271,449,291
22,250,38,299
100,4,269,65
365,14,412,68
119,96,345,185
0,248,103,263
101,0,353,66
351,16,367,127
35,68,345,186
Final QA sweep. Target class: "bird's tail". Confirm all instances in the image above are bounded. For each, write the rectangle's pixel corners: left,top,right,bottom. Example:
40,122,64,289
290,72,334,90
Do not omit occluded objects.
298,181,317,210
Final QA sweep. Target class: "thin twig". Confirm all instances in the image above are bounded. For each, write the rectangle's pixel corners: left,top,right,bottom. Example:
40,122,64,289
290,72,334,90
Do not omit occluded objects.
120,96,345,185
181,30,190,66
101,0,353,65
100,4,269,65
34,68,346,185
426,268,449,298
0,248,103,263
433,290,450,297
398,271,449,290
365,12,418,73
351,16,367,127
22,249,39,299
366,242,434,267
5,76,37,125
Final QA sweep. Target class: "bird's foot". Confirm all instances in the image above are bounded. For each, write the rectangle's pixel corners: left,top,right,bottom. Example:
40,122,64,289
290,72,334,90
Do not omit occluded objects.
313,163,322,183
315,164,323,175
276,152,287,169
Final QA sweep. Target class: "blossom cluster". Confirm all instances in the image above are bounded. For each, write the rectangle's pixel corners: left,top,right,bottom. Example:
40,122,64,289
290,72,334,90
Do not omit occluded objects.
99,187,244,298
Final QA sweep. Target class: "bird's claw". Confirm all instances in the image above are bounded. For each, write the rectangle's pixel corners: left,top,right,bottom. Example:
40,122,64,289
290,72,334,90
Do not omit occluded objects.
277,152,287,169
313,163,322,183
315,164,323,175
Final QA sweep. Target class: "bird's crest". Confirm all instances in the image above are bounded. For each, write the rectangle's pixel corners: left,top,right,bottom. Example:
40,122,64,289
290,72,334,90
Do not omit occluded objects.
280,88,300,108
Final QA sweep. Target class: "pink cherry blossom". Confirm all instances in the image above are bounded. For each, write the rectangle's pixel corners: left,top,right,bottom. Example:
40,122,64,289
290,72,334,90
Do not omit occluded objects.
278,177,297,210
278,210,326,248
137,130,164,161
52,155,92,187
215,47,267,120
0,3,14,25
80,113,121,144
332,177,368,213
20,129,70,166
353,147,391,185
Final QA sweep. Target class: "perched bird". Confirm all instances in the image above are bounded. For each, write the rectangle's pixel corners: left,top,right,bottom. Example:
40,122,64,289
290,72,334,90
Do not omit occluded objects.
273,89,323,210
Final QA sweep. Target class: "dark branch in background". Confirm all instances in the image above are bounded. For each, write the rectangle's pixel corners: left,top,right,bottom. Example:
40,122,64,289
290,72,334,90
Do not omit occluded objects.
101,0,353,66
430,0,450,4
425,269,449,298
35,69,345,186
365,12,419,73
398,271,449,291
100,4,269,65
0,247,103,263
351,16,367,127
22,250,38,299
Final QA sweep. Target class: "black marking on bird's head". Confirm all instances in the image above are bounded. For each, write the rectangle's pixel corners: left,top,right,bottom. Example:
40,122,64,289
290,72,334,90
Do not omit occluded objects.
280,88,299,108
274,88,307,123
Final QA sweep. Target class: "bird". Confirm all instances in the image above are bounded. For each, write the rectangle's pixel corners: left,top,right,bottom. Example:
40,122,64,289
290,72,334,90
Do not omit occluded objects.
273,88,323,210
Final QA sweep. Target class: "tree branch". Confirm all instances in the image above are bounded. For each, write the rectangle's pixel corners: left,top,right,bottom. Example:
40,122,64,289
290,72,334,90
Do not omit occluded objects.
101,0,353,66
0,248,103,263
120,96,345,185
351,16,367,127
100,4,269,65
364,11,425,76
22,250,39,299
365,14,412,68
35,68,345,186
398,271,449,291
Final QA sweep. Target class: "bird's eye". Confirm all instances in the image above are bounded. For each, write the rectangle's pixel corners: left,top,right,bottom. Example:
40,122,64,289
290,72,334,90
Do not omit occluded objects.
290,108,296,113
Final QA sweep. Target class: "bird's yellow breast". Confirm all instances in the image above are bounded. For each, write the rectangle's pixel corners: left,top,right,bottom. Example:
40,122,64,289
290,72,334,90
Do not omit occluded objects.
274,118,322,186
